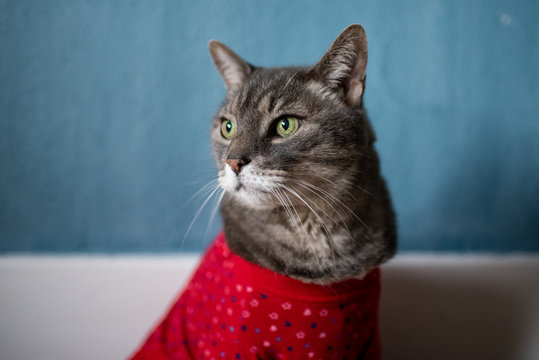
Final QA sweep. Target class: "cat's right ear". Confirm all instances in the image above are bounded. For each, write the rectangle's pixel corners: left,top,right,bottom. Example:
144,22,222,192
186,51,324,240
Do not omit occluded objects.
208,40,253,91
311,24,368,107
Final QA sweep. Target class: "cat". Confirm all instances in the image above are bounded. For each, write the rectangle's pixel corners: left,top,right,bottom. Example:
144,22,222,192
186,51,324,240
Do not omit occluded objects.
130,24,396,360
210,24,396,285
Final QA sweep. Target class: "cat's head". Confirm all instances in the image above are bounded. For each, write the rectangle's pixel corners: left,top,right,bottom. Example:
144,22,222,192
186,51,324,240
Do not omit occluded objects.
209,25,373,209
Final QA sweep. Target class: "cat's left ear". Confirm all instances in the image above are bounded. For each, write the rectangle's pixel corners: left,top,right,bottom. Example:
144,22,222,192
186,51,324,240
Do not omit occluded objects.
311,24,368,106
208,40,253,91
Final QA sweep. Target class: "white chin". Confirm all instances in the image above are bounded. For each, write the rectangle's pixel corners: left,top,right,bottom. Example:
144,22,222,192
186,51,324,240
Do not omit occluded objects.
231,188,274,209
218,165,277,209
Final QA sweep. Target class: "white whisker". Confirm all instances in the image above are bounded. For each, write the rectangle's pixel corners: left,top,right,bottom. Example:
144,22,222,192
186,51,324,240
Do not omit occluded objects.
312,173,378,200
289,179,352,239
293,178,371,231
280,185,332,271
181,182,221,250
203,188,225,245
278,70,299,98
275,188,310,244
183,179,219,207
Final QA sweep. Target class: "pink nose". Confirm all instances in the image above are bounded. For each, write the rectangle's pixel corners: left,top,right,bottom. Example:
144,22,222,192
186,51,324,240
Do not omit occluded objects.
226,158,249,174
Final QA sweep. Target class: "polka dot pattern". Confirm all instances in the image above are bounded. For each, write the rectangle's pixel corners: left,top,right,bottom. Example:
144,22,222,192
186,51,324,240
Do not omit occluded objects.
130,233,381,360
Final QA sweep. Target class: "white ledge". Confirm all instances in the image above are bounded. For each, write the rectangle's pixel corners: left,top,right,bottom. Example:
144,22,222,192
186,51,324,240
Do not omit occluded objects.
1,254,538,360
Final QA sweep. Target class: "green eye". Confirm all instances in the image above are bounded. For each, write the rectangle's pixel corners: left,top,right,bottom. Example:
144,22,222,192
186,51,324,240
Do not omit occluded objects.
220,119,236,139
276,116,300,137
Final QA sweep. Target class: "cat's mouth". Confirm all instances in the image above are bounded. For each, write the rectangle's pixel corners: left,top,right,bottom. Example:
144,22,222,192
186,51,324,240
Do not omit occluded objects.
218,164,285,207
234,183,243,191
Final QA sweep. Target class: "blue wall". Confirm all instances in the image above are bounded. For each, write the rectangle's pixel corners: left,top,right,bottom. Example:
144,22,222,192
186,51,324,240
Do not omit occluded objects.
1,0,538,253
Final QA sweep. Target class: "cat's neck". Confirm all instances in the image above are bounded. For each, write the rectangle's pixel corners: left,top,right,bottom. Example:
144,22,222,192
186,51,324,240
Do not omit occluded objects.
220,170,396,285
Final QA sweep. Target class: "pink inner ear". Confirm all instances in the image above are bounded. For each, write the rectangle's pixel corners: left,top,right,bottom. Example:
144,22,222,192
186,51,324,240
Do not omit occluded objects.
346,78,364,106
213,47,246,89
345,47,367,106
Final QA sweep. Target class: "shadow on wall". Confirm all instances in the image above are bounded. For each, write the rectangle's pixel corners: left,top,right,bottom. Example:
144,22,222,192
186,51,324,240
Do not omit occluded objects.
380,260,539,360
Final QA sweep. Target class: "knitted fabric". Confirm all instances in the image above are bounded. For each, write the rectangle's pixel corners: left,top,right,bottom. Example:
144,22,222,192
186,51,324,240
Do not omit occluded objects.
130,232,381,360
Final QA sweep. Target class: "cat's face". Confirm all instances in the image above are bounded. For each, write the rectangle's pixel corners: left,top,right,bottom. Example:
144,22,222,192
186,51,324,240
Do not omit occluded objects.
209,25,371,210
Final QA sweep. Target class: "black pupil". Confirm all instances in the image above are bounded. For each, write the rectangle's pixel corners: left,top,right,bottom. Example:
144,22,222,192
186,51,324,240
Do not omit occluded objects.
225,122,232,132
281,118,289,131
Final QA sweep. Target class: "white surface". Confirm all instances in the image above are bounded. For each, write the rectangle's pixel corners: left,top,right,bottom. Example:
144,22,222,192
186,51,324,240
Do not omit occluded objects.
380,255,539,360
1,254,538,360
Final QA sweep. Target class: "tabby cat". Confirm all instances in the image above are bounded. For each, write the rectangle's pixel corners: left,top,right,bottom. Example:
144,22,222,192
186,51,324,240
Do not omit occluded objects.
209,24,396,285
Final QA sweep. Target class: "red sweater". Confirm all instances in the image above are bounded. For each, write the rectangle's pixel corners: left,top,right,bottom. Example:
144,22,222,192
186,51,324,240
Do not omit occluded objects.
130,233,381,360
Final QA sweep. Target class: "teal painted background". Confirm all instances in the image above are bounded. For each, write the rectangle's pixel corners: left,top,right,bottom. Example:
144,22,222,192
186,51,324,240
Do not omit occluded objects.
1,0,538,253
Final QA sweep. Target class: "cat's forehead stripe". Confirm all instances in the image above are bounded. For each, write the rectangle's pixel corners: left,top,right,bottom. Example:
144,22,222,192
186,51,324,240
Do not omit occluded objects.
238,85,261,114
231,85,275,116
255,88,276,114
229,71,292,114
